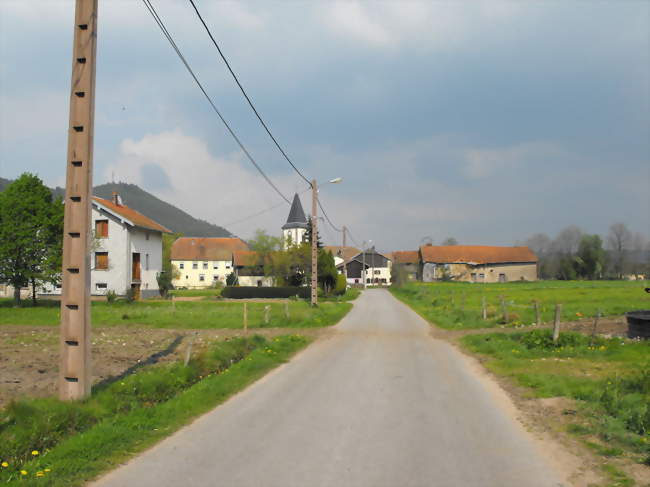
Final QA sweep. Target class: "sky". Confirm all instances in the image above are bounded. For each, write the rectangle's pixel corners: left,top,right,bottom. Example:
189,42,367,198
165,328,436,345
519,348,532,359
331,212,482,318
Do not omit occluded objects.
0,0,648,252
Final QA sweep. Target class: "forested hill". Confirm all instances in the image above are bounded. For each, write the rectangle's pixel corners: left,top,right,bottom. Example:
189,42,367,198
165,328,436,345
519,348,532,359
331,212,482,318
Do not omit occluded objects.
0,178,232,237
94,183,232,237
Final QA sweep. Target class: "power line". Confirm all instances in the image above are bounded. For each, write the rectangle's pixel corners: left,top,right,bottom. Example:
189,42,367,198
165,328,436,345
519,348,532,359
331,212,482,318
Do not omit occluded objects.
141,0,290,204
317,197,342,233
187,0,312,188
224,187,311,228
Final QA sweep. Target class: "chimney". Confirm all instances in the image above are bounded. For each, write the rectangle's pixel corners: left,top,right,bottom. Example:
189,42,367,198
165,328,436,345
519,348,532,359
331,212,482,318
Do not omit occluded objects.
112,191,120,206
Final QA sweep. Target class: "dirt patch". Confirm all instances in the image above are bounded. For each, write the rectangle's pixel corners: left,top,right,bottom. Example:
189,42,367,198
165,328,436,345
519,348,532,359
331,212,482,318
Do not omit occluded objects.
0,325,328,409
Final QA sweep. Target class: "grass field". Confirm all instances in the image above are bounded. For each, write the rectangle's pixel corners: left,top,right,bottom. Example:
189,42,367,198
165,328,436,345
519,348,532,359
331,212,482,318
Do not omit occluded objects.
461,330,650,467
0,298,352,329
169,288,222,298
0,334,309,486
391,280,650,330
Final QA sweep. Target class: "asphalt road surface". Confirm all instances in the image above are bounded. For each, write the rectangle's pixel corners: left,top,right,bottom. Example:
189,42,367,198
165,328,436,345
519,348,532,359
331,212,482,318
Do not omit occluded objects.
93,289,566,487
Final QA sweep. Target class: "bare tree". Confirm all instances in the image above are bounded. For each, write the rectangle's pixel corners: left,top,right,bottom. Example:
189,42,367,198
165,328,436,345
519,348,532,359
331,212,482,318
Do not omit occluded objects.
553,225,583,255
606,222,632,278
442,237,458,246
525,233,553,279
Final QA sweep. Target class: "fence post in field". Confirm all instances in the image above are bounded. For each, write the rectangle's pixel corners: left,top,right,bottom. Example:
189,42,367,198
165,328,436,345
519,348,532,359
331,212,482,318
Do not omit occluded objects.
184,333,195,366
482,296,487,321
264,305,271,325
243,303,248,335
500,296,508,324
552,304,562,342
590,310,601,345
533,300,540,326
284,301,290,320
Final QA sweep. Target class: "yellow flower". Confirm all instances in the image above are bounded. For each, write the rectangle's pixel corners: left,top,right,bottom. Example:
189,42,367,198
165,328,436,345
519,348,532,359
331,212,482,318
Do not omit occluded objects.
44,468,51,472
20,470,28,476
31,450,39,456
36,471,44,477
1,462,8,468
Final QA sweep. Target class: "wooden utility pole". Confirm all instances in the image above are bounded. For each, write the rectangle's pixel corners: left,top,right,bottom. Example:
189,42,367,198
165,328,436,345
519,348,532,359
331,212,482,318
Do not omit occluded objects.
311,179,318,306
59,0,98,401
342,225,348,280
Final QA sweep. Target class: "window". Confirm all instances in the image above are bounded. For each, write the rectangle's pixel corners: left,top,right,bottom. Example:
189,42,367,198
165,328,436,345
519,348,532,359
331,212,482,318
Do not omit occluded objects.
471,273,477,281
145,253,150,271
95,220,108,238
213,275,219,281
479,273,485,280
226,265,231,269
95,283,107,290
95,252,108,270
192,262,198,269
199,274,205,282
179,262,184,269
374,270,381,275
203,262,208,269
213,262,218,269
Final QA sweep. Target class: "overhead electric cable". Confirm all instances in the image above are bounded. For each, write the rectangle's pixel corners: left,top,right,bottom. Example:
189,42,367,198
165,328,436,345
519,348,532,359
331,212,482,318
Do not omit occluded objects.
224,187,311,227
141,0,290,204
187,0,312,187
317,197,343,233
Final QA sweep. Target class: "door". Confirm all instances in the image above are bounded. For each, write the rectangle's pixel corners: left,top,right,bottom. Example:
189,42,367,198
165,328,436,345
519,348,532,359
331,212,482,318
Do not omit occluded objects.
131,283,141,300
132,253,141,281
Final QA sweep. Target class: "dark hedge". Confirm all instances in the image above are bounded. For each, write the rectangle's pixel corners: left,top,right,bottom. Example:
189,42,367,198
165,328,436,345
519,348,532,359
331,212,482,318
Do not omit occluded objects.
221,286,310,299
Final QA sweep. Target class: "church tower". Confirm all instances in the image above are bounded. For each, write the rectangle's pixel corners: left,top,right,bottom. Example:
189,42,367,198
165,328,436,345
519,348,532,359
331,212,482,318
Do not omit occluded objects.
282,193,308,249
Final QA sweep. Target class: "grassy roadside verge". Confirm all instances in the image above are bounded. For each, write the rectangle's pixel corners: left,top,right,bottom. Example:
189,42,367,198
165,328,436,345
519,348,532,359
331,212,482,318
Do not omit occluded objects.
461,330,650,479
0,299,352,329
0,334,309,486
390,281,649,330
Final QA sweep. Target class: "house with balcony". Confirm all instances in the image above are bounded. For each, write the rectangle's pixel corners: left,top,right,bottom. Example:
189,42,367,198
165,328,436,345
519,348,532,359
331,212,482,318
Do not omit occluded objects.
171,237,249,288
42,193,171,298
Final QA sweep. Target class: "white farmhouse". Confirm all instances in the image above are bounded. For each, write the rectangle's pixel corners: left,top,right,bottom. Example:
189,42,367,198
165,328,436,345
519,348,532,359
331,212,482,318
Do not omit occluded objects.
171,237,249,288
90,194,171,298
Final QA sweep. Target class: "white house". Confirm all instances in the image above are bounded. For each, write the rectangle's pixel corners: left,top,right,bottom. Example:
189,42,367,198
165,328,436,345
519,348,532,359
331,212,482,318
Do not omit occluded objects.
337,248,392,286
171,237,249,288
42,193,170,298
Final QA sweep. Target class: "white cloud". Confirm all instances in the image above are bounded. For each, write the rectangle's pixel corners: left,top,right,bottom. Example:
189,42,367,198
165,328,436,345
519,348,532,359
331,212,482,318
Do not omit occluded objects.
103,130,294,237
328,2,394,47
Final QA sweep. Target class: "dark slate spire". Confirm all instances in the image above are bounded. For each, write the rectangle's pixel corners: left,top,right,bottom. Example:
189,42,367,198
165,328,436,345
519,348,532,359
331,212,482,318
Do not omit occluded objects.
282,193,308,230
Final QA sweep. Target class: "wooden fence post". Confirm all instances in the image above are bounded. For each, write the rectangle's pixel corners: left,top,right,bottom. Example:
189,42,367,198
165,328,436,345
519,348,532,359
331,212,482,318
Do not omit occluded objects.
243,303,248,335
534,300,540,326
501,296,508,324
482,296,487,321
284,301,290,320
552,304,562,342
264,305,270,325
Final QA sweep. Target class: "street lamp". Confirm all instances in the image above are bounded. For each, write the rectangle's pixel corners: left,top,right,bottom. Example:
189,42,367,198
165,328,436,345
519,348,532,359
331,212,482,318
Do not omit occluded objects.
311,177,343,307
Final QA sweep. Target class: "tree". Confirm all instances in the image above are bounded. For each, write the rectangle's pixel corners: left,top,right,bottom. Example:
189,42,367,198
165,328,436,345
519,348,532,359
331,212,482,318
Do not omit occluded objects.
606,222,632,279
317,249,337,294
248,229,282,255
226,271,238,286
305,217,323,249
525,233,553,279
442,237,458,246
575,234,605,280
0,173,63,305
552,225,583,280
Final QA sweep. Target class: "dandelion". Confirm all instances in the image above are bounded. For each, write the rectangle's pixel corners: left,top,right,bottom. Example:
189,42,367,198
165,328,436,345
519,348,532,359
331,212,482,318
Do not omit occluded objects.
36,471,44,477
20,470,28,476
31,450,39,456
576,312,583,317
44,468,51,472
1,462,8,468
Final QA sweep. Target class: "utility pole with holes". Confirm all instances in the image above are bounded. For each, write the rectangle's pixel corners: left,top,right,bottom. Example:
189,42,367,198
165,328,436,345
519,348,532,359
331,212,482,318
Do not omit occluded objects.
59,0,98,400
311,179,318,306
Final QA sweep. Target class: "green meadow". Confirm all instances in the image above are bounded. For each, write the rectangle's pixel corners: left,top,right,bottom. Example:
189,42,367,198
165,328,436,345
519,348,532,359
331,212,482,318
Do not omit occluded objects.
391,280,649,330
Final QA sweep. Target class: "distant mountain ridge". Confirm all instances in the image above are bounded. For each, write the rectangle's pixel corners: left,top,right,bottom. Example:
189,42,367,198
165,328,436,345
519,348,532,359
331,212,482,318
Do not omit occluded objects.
0,178,232,238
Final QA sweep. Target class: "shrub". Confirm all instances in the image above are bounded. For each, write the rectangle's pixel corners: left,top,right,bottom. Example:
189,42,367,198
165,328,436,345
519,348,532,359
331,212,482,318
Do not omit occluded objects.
106,290,117,304
221,286,310,299
334,274,347,295
124,287,136,303
226,272,238,286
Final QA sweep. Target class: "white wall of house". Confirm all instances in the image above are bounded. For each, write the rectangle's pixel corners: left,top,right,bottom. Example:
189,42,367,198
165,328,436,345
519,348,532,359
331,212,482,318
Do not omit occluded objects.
91,208,129,295
282,227,306,249
172,259,234,288
237,275,274,287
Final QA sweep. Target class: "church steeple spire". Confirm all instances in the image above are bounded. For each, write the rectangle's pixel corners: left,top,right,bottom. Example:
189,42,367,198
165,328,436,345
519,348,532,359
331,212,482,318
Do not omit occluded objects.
281,193,308,249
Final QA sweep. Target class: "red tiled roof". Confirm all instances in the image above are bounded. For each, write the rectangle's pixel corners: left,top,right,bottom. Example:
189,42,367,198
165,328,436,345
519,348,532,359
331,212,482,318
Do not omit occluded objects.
232,250,262,267
392,250,419,264
92,197,171,233
171,237,249,261
324,246,361,262
419,245,538,265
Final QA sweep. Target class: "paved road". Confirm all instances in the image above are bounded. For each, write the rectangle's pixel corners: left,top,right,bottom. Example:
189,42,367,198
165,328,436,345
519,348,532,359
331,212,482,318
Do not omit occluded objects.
94,289,565,487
